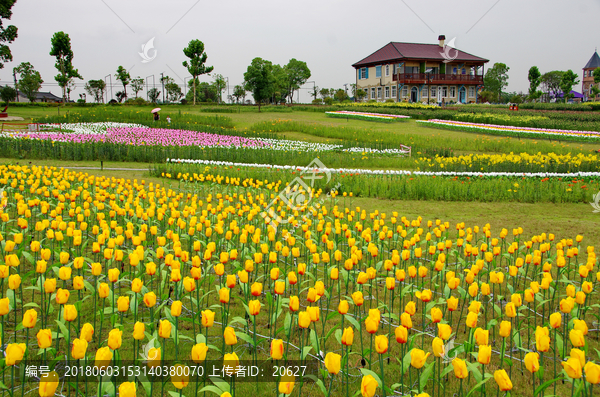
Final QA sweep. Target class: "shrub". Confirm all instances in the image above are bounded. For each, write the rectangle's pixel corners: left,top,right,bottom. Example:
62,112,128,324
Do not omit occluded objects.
312,98,323,105
323,97,334,105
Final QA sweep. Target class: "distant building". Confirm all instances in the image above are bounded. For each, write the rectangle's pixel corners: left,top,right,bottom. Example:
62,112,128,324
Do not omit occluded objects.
3,86,63,103
352,35,489,104
582,50,600,101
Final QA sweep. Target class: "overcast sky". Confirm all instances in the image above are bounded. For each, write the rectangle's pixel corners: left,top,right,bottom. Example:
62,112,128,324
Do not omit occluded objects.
1,0,598,103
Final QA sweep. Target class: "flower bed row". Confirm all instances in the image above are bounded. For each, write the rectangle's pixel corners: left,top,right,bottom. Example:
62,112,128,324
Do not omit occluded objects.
8,123,411,156
325,111,410,122
157,160,599,203
418,119,600,142
166,158,600,178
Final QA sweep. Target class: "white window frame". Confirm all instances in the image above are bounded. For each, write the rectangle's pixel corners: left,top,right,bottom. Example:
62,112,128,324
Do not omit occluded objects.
371,88,376,99
391,85,397,98
376,66,382,78
441,86,448,97
377,87,382,99
402,86,408,98
384,86,390,98
450,87,456,97
360,68,367,79
469,86,475,98
385,65,390,76
431,86,437,98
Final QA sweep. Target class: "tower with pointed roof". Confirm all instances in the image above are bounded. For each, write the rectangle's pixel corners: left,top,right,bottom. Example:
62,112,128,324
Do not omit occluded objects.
582,50,600,101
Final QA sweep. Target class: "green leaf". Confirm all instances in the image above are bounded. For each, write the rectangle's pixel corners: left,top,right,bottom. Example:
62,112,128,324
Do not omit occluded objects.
235,331,255,347
309,329,319,354
534,376,564,395
302,346,312,359
465,374,492,397
55,319,68,339
284,312,292,336
401,350,412,375
315,378,327,396
335,329,342,345
420,361,435,387
465,361,482,383
344,314,360,330
210,376,231,393
198,386,224,396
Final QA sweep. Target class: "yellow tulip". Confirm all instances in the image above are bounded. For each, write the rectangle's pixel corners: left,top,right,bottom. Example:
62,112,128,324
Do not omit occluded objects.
271,339,284,360
118,382,136,397
224,326,237,345
72,338,88,360
192,343,208,363
360,374,378,397
324,352,341,374
171,364,189,389
158,320,172,339
493,370,513,391
201,310,215,327
39,371,59,397
37,329,52,349
524,352,540,373
478,345,491,365
562,357,583,379
410,348,430,369
108,328,122,350
452,358,469,379
432,337,445,358
341,327,354,346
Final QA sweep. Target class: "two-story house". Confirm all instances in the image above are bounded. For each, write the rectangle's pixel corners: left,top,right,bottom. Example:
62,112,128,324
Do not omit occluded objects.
582,50,600,102
352,36,488,104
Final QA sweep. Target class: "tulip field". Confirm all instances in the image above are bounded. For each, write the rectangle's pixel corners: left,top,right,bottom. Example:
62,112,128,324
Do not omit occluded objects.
0,105,598,397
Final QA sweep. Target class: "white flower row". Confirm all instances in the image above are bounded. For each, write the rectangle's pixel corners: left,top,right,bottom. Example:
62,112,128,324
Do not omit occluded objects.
39,122,148,134
418,119,600,139
166,158,600,178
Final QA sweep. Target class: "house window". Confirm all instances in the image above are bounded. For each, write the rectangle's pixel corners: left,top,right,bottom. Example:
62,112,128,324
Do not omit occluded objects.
360,68,367,79
469,87,475,97
385,86,390,98
391,85,396,98
376,66,382,78
450,87,456,97
402,86,408,98
385,65,389,76
453,67,457,74
377,87,382,98
441,86,448,97
371,88,376,99
462,68,466,75
431,86,437,97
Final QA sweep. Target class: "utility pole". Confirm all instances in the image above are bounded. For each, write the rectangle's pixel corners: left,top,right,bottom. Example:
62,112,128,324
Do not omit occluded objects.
160,72,165,104
13,70,18,102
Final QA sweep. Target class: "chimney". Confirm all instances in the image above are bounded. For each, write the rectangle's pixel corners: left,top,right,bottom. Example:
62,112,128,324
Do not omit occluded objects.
438,35,445,48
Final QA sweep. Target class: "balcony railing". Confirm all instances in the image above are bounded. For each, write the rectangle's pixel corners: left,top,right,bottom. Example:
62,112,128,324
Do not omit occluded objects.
392,73,483,84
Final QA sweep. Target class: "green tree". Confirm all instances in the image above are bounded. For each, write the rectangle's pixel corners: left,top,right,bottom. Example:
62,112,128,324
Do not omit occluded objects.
0,0,18,70
283,58,310,104
527,66,541,102
50,32,82,102
0,85,15,105
148,88,160,103
356,89,367,102
182,39,213,106
164,78,183,103
559,70,579,103
319,88,330,100
334,89,348,102
243,57,274,112
232,84,245,104
115,66,131,99
310,85,319,101
13,62,43,102
483,63,510,102
131,77,144,98
540,71,563,102
212,74,226,103
84,79,106,103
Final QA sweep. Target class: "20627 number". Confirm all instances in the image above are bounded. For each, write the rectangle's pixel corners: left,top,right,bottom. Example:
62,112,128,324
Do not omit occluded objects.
272,366,306,377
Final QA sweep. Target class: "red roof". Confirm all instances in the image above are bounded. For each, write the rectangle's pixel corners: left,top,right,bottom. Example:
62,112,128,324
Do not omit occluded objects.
352,42,488,68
